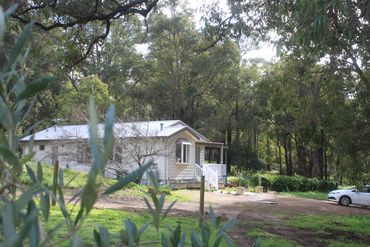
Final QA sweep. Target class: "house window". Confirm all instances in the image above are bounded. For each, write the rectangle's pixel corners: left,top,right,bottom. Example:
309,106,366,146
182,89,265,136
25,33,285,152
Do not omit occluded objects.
39,145,45,151
176,139,191,163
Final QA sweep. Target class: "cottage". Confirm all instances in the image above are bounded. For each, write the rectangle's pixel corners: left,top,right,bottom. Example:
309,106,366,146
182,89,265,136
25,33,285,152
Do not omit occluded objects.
20,120,227,189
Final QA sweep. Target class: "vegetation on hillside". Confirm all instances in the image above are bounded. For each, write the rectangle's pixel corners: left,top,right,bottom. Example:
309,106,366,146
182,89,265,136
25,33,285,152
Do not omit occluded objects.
0,7,237,246
3,0,368,185
1,0,369,245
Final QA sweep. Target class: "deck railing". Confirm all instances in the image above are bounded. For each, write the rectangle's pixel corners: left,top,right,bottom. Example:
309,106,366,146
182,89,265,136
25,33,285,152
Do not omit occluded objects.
204,164,218,190
194,163,220,190
205,163,226,177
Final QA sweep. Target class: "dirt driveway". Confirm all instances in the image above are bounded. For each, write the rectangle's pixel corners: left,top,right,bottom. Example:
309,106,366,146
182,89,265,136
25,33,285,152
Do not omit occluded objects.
94,191,370,246
97,190,369,216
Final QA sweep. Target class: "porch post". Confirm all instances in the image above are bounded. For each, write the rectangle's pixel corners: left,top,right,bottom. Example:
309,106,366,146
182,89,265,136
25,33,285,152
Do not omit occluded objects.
220,146,223,164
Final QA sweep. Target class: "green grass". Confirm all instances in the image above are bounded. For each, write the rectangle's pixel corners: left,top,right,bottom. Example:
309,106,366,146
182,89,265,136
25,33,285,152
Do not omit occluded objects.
279,191,328,200
22,163,191,201
247,228,302,247
46,205,231,246
286,215,370,236
109,187,191,202
328,240,369,247
21,162,116,189
46,205,199,246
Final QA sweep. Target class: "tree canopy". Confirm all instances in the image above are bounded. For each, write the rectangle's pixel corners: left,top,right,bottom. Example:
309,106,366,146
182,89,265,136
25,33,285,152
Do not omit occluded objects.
3,0,370,184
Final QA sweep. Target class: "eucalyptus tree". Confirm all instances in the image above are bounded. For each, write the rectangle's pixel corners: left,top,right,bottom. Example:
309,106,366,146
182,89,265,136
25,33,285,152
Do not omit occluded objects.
255,55,369,182
134,1,241,131
7,0,159,67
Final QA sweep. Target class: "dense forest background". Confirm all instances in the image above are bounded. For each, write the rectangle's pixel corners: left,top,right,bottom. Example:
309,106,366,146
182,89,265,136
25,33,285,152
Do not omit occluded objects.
2,0,369,184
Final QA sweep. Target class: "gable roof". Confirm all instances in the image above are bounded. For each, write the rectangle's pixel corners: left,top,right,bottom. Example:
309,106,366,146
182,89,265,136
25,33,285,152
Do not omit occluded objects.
20,120,211,142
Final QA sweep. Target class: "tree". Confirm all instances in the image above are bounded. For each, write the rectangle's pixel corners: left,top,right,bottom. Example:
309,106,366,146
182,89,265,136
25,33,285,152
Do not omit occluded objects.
57,75,112,122
107,121,170,182
133,2,241,129
7,0,159,66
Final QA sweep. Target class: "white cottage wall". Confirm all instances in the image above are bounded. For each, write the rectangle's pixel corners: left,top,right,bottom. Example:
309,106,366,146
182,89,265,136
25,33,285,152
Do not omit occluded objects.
167,130,199,181
23,141,92,172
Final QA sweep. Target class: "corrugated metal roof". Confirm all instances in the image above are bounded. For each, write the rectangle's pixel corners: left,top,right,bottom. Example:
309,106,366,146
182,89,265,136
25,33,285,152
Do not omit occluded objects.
20,120,211,142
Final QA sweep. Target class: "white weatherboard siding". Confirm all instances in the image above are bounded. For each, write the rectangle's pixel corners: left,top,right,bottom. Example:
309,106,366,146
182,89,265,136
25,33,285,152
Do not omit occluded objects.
20,120,226,184
22,141,92,172
167,130,197,180
108,138,169,180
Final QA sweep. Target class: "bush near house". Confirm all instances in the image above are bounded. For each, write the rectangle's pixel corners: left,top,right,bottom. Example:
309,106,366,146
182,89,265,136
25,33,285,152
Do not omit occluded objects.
246,173,337,192
226,176,240,187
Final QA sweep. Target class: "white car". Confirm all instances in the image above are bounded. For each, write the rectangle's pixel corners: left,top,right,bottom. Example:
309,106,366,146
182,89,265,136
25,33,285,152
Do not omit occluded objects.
328,186,370,207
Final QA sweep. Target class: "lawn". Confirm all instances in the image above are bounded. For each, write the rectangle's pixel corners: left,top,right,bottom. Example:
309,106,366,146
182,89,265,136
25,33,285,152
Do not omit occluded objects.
46,205,199,246
21,162,116,189
242,202,370,246
23,164,201,245
23,162,191,202
286,214,370,246
286,214,370,236
247,228,302,247
279,191,328,200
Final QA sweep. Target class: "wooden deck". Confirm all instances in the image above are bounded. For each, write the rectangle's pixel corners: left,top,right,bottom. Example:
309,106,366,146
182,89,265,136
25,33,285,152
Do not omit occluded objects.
170,180,225,190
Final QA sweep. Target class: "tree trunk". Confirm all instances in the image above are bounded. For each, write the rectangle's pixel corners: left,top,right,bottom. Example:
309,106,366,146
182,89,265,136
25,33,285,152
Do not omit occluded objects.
324,147,328,180
253,127,258,168
317,129,325,179
308,150,314,178
295,137,307,176
277,135,283,175
234,101,241,172
266,137,271,171
283,135,293,176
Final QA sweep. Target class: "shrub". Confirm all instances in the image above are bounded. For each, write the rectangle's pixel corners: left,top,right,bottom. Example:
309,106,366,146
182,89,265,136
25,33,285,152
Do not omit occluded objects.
243,173,337,192
248,174,274,188
158,184,172,194
227,176,240,187
299,178,319,192
271,176,301,192
318,179,337,192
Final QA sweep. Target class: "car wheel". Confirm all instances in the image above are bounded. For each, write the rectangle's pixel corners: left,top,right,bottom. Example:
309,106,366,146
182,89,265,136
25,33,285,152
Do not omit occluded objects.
339,196,351,206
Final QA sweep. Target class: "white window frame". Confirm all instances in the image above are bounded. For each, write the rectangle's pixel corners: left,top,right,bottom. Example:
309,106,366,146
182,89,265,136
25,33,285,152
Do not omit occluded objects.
176,140,191,164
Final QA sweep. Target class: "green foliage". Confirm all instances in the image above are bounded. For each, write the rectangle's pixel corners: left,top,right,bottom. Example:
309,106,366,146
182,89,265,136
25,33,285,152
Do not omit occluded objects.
161,225,186,247
120,219,150,247
279,191,328,201
286,215,370,237
57,76,113,122
190,207,238,247
247,229,299,247
0,9,237,246
20,162,116,188
0,7,53,246
143,169,177,231
226,176,240,187
247,173,337,192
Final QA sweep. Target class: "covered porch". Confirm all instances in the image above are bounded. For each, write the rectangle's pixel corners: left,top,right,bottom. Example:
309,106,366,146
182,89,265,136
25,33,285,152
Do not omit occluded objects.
194,141,227,190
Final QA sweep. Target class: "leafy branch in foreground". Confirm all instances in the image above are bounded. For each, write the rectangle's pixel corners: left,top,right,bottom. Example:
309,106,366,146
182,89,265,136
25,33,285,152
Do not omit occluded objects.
0,5,239,246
